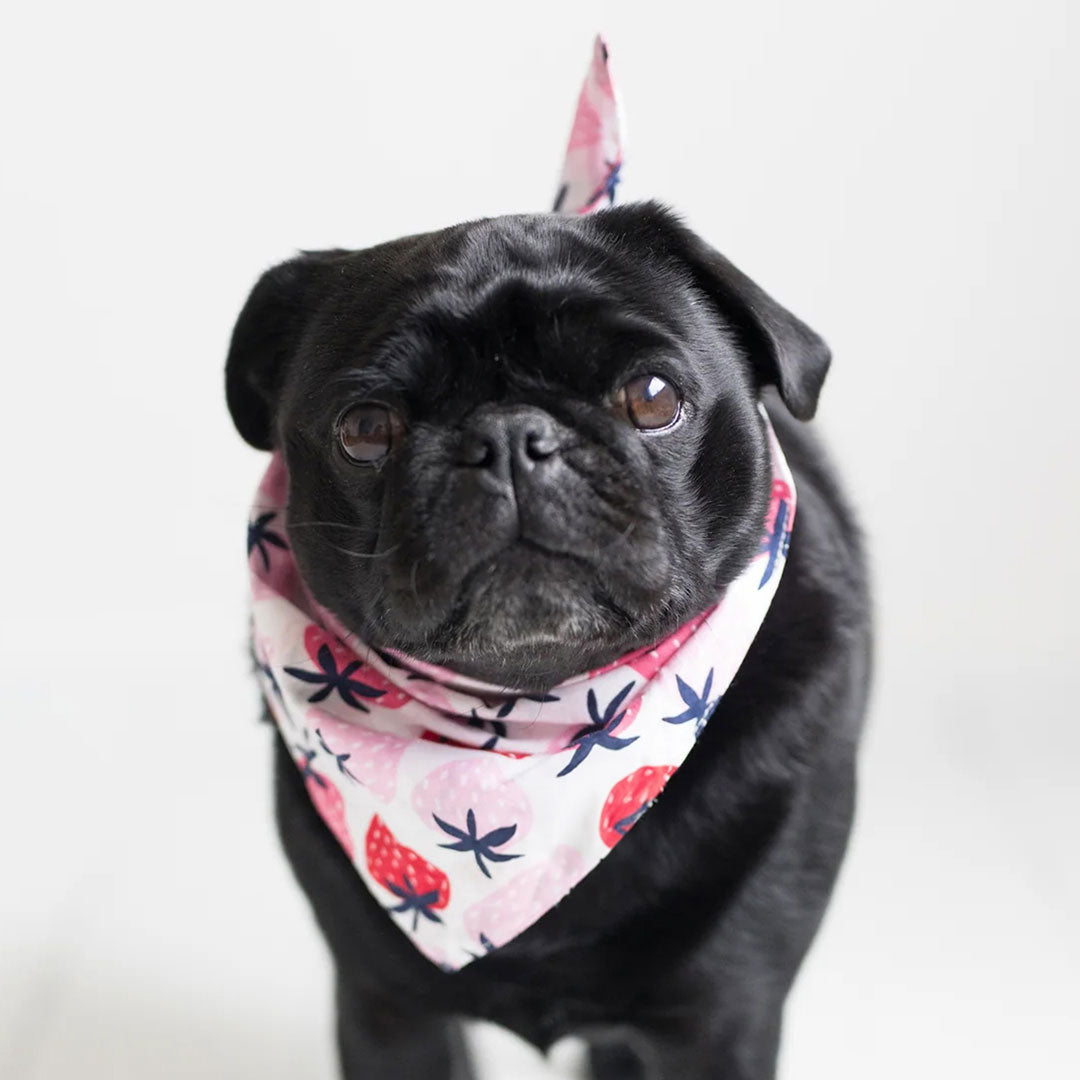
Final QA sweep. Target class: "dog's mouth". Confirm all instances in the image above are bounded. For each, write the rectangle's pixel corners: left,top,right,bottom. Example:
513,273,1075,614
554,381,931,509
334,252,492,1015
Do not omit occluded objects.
379,538,662,689
437,540,629,635
288,467,675,689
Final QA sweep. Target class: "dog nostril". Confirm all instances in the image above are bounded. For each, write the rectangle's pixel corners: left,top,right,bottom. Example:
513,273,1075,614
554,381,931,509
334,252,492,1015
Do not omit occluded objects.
524,430,558,462
459,433,496,468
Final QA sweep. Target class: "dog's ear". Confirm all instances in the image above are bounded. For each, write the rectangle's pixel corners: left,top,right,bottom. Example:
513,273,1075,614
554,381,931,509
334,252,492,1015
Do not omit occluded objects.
599,203,831,420
225,251,343,449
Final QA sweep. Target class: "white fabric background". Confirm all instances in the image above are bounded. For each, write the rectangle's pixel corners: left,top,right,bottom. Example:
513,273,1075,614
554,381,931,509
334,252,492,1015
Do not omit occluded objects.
1,2,1076,1077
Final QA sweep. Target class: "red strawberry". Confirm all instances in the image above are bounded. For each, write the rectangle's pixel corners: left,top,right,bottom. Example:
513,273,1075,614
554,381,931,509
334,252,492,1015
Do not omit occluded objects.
629,617,708,680
768,478,793,517
365,815,450,930
349,662,411,709
303,624,354,671
302,626,410,708
419,729,528,760
296,750,353,858
598,765,677,848
589,614,712,682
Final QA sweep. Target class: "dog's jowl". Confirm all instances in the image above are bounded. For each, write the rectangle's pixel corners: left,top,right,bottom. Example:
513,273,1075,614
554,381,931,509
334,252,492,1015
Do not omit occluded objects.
227,42,870,1080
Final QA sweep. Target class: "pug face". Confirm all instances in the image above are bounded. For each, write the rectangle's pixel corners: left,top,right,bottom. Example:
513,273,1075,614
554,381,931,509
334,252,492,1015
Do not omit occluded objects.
227,203,829,689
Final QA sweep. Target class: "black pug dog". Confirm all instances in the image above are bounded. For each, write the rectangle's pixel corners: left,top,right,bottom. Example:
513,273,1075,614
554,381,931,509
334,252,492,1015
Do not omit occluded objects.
226,201,870,1080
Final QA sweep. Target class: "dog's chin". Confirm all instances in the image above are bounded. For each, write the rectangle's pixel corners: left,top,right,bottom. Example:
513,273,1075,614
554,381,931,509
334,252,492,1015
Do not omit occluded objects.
391,544,655,691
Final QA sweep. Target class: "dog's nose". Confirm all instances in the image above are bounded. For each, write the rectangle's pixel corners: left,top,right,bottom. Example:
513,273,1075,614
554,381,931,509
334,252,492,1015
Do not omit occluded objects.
457,407,563,484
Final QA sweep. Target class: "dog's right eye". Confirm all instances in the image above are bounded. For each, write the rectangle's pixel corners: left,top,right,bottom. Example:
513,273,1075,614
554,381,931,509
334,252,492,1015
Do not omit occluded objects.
615,375,683,431
338,403,402,465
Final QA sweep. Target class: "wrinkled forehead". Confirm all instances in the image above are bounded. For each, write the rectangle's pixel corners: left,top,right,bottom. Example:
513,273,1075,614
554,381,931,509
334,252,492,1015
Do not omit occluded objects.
441,214,699,326
289,214,731,410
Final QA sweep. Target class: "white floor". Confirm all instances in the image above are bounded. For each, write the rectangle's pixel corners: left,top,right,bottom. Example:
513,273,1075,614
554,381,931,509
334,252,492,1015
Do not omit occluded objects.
2,598,1076,1079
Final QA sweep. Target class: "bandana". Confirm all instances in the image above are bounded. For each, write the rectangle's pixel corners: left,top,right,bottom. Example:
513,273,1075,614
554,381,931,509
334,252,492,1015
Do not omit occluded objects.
246,36,796,971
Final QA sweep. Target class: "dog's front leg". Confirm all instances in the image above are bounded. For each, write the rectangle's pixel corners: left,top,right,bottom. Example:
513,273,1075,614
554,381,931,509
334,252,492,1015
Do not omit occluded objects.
639,1006,783,1080
588,997,784,1080
589,1039,649,1079
335,978,473,1080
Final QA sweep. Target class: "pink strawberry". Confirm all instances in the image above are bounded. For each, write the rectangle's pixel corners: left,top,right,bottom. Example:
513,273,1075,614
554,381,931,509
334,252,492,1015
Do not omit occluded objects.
310,708,409,802
568,97,602,150
463,846,586,949
598,765,677,848
412,759,532,878
247,507,301,601
302,626,410,709
255,453,289,506
296,750,353,858
365,815,450,930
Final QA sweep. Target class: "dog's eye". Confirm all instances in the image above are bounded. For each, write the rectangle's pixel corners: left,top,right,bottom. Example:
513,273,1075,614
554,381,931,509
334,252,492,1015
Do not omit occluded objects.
338,403,401,464
616,375,682,431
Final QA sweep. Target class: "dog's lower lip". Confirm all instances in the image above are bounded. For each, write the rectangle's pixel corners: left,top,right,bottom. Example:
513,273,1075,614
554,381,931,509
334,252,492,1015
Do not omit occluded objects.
511,535,584,560
442,535,594,592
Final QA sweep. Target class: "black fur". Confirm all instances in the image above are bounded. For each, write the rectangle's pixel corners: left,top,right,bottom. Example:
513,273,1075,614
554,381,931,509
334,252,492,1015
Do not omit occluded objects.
227,202,870,1079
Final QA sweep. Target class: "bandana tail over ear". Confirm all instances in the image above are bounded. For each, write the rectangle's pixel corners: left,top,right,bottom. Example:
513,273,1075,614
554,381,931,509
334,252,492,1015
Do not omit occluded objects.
552,35,624,215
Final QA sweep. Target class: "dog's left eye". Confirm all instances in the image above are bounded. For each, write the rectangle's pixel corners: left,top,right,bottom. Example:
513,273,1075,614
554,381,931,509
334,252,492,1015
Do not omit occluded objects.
338,403,402,464
616,375,683,431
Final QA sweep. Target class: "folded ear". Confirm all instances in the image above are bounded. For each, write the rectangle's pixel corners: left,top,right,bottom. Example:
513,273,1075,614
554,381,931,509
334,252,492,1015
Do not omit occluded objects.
599,203,832,420
225,251,343,449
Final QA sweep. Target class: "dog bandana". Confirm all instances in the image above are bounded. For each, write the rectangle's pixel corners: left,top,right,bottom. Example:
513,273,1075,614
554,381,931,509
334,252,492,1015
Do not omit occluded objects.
246,37,796,970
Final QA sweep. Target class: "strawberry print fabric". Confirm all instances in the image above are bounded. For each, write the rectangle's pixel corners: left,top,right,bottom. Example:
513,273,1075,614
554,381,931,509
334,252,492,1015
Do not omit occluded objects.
245,37,798,970
552,35,623,214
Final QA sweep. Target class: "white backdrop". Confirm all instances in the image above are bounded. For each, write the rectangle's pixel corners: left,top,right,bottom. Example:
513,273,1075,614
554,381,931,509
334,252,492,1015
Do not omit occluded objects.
1,2,1077,1077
